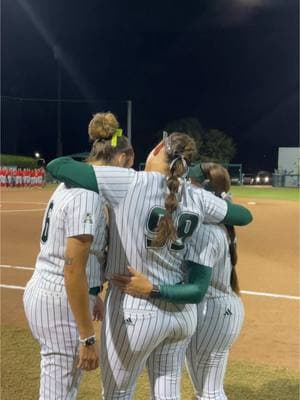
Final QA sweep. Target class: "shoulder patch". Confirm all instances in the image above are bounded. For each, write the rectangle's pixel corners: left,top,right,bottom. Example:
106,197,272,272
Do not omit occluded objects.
83,213,93,224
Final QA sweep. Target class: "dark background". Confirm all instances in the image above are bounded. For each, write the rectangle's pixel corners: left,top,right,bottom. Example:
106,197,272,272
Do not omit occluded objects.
1,0,299,171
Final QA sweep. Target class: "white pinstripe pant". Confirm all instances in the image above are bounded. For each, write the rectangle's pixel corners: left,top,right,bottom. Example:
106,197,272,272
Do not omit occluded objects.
101,288,197,400
185,296,244,400
23,272,96,400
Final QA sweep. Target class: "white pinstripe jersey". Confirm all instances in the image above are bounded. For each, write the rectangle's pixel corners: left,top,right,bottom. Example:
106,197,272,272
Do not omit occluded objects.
190,223,235,297
35,183,107,288
92,167,228,286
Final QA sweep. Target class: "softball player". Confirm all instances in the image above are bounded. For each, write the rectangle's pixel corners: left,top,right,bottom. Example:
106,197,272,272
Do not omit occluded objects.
185,163,244,400
23,184,106,399
112,163,244,400
47,130,252,399
23,112,134,400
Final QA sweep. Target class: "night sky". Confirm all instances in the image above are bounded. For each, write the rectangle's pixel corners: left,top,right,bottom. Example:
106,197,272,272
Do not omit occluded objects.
2,0,299,171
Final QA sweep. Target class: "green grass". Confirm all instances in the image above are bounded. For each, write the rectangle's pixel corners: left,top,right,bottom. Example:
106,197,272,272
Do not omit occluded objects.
43,183,300,201
1,325,299,400
231,186,299,201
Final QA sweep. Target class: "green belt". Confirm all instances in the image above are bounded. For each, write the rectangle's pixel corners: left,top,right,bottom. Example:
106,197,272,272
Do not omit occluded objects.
89,286,101,296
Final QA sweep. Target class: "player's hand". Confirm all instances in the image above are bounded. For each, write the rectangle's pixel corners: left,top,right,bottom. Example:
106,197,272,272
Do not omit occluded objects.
77,343,99,371
112,266,153,298
93,296,104,321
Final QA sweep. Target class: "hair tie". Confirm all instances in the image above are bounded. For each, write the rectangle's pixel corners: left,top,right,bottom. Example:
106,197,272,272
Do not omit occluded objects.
164,135,172,156
111,129,123,147
221,191,233,202
170,155,188,177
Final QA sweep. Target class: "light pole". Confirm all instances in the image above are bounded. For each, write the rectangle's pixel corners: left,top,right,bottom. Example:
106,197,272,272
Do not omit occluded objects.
127,100,132,144
54,46,63,156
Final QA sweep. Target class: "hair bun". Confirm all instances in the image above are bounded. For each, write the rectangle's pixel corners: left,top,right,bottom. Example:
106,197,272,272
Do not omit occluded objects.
88,112,119,142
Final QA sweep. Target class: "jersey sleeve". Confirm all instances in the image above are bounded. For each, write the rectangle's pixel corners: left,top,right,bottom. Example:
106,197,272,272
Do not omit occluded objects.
65,190,103,238
47,156,136,208
184,224,219,268
193,186,252,226
93,166,136,208
200,189,228,224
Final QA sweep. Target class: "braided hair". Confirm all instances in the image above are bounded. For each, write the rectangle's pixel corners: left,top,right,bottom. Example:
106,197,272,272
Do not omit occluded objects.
152,132,196,247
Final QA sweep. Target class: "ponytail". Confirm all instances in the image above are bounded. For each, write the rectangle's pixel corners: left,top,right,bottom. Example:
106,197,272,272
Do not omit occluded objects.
152,133,196,247
199,162,241,295
152,159,183,247
225,225,240,295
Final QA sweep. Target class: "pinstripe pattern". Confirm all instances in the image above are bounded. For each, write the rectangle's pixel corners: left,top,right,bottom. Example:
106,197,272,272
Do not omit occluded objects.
23,184,107,400
93,168,227,286
36,183,107,289
101,287,197,400
91,167,228,399
185,224,244,400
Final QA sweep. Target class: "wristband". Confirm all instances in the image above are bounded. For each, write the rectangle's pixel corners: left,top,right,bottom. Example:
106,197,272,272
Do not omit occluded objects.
79,334,96,346
150,285,161,299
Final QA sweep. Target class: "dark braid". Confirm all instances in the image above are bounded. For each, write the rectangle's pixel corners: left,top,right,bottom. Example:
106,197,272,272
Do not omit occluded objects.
225,225,240,295
152,133,196,247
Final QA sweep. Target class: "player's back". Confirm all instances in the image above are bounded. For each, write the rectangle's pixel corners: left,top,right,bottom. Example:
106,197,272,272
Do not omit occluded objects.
200,223,235,298
105,171,223,286
35,184,107,288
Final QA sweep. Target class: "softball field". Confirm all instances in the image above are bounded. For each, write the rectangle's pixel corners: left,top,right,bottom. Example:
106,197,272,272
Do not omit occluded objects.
1,185,299,399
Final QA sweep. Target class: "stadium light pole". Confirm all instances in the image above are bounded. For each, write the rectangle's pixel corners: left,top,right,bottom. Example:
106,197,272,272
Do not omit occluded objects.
127,100,132,144
54,46,63,156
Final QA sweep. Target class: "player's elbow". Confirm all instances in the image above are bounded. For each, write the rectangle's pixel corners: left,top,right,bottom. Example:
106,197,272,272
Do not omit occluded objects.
223,203,253,226
239,208,253,225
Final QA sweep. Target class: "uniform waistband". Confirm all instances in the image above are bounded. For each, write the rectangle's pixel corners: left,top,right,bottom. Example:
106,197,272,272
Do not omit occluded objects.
27,271,66,293
29,270,101,295
107,285,196,314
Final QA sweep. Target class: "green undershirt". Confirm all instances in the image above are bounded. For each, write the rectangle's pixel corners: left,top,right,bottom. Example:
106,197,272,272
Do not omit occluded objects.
158,262,212,303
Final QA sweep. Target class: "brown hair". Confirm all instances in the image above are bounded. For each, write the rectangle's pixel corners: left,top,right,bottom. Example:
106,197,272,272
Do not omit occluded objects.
200,162,240,295
152,132,197,247
86,112,134,164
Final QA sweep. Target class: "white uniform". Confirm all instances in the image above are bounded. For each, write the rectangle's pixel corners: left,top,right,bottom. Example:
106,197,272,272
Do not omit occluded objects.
91,167,228,400
185,224,244,400
23,183,107,400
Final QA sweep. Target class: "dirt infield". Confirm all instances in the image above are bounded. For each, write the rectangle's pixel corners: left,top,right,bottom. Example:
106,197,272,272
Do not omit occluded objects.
1,187,299,370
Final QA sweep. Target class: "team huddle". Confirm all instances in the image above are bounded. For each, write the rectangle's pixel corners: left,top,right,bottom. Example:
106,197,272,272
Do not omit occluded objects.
23,112,252,400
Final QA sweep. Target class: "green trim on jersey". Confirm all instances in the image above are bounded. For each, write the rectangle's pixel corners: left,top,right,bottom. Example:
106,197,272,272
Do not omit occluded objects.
89,286,101,296
158,262,212,304
47,157,99,193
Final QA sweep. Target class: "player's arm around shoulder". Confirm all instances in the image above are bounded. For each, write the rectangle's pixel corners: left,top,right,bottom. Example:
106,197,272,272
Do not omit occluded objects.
193,186,253,226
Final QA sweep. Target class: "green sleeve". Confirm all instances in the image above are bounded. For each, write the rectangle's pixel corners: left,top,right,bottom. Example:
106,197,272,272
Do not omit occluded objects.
47,157,99,193
222,201,253,226
158,262,212,304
